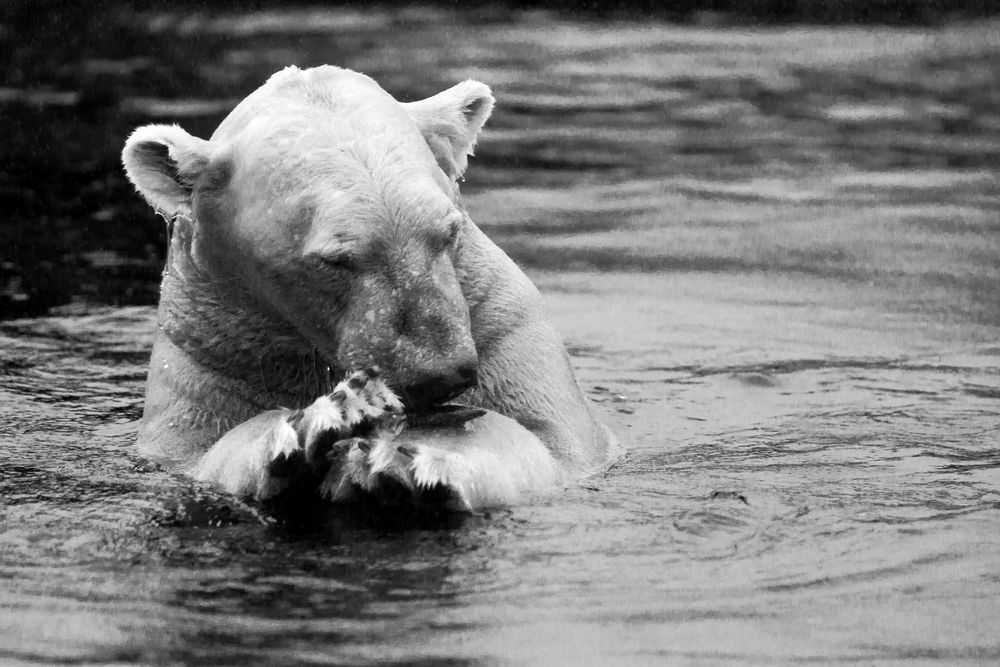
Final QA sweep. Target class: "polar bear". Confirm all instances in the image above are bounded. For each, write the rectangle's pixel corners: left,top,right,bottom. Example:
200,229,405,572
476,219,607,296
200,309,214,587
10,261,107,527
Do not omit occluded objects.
122,66,612,511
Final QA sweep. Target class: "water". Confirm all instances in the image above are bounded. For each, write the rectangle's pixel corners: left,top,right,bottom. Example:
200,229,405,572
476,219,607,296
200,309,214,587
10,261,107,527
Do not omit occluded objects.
2,7,1000,665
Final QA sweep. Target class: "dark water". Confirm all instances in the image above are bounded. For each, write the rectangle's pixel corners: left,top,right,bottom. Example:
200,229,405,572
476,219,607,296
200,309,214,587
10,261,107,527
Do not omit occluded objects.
2,7,1000,665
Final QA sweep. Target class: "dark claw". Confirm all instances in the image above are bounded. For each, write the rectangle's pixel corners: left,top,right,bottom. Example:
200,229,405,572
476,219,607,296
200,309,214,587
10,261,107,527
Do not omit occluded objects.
356,439,371,454
326,439,354,462
364,366,381,378
286,409,305,428
397,444,417,460
330,389,347,402
347,375,367,390
307,426,347,466
268,450,303,477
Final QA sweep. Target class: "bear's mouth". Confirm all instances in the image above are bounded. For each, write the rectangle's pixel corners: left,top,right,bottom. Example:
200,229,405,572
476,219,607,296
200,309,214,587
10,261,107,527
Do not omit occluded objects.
405,404,487,429
397,373,477,415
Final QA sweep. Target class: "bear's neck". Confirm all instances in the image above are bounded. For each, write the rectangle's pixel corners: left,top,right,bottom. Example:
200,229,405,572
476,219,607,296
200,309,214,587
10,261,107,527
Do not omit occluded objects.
154,228,337,412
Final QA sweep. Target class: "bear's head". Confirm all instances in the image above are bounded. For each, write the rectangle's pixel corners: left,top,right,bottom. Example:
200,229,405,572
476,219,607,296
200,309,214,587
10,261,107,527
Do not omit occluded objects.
122,66,496,411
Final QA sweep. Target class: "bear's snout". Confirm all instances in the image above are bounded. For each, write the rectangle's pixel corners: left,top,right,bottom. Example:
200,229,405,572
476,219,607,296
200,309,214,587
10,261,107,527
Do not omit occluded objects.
334,263,479,414
401,360,478,414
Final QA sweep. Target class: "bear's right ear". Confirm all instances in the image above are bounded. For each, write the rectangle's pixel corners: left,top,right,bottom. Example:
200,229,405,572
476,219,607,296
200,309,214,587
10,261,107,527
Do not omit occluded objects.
403,80,495,181
122,124,211,216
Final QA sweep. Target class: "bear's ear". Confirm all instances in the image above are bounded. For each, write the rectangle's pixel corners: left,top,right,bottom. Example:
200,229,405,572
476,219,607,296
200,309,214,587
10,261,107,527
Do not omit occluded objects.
122,124,211,216
403,80,495,180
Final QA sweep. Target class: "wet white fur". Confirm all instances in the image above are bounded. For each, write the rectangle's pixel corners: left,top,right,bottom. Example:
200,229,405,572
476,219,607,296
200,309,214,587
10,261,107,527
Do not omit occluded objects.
401,411,561,509
123,66,613,510
191,409,300,500
193,372,561,509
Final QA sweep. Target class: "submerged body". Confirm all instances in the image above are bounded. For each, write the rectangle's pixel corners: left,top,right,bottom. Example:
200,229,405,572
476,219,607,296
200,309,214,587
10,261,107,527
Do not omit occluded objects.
122,66,612,508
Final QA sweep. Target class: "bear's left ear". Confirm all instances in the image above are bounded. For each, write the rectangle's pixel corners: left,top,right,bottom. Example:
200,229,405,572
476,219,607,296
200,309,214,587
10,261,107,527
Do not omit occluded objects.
403,80,495,181
122,124,211,217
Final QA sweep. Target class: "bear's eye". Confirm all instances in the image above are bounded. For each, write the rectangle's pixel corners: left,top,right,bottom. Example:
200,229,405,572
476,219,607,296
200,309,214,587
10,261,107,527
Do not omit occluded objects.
312,253,357,273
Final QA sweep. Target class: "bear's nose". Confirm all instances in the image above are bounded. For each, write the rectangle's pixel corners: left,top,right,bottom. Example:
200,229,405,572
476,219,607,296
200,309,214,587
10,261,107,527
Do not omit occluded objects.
403,363,478,413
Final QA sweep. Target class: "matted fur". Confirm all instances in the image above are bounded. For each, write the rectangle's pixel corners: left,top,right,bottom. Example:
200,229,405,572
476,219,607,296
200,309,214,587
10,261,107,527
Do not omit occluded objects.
122,66,612,509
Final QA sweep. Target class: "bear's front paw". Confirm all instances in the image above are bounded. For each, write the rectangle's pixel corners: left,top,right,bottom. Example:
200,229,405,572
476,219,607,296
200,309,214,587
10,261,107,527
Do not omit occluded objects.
321,437,473,512
285,367,404,473
195,370,409,501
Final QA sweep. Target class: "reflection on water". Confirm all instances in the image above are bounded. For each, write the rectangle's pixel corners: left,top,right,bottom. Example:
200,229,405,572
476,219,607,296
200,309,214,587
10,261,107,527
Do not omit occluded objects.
2,6,1000,665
